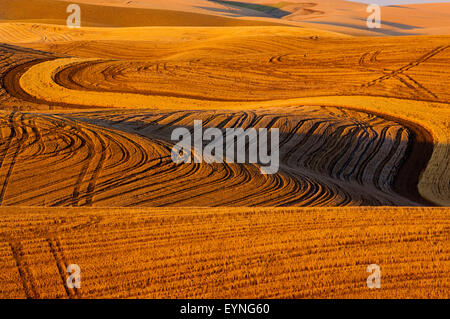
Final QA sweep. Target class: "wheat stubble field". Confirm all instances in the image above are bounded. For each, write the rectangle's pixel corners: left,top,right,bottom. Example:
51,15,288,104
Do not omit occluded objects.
0,0,449,299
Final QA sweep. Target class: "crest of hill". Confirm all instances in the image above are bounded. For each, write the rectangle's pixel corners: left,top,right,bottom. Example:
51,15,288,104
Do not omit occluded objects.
0,0,285,27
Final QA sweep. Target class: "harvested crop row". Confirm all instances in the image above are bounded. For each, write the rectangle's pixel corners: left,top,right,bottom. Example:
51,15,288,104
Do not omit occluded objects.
15,33,450,104
0,43,66,111
0,206,448,299
0,107,418,207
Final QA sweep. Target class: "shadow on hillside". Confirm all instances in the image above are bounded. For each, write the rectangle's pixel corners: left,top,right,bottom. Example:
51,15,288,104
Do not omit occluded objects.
206,0,291,18
303,20,421,36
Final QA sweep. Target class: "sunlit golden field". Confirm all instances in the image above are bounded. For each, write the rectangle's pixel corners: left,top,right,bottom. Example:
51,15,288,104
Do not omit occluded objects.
0,0,449,299
0,207,448,299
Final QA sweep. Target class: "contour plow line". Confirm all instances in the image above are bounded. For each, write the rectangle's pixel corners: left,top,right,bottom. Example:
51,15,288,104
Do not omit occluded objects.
0,107,427,207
